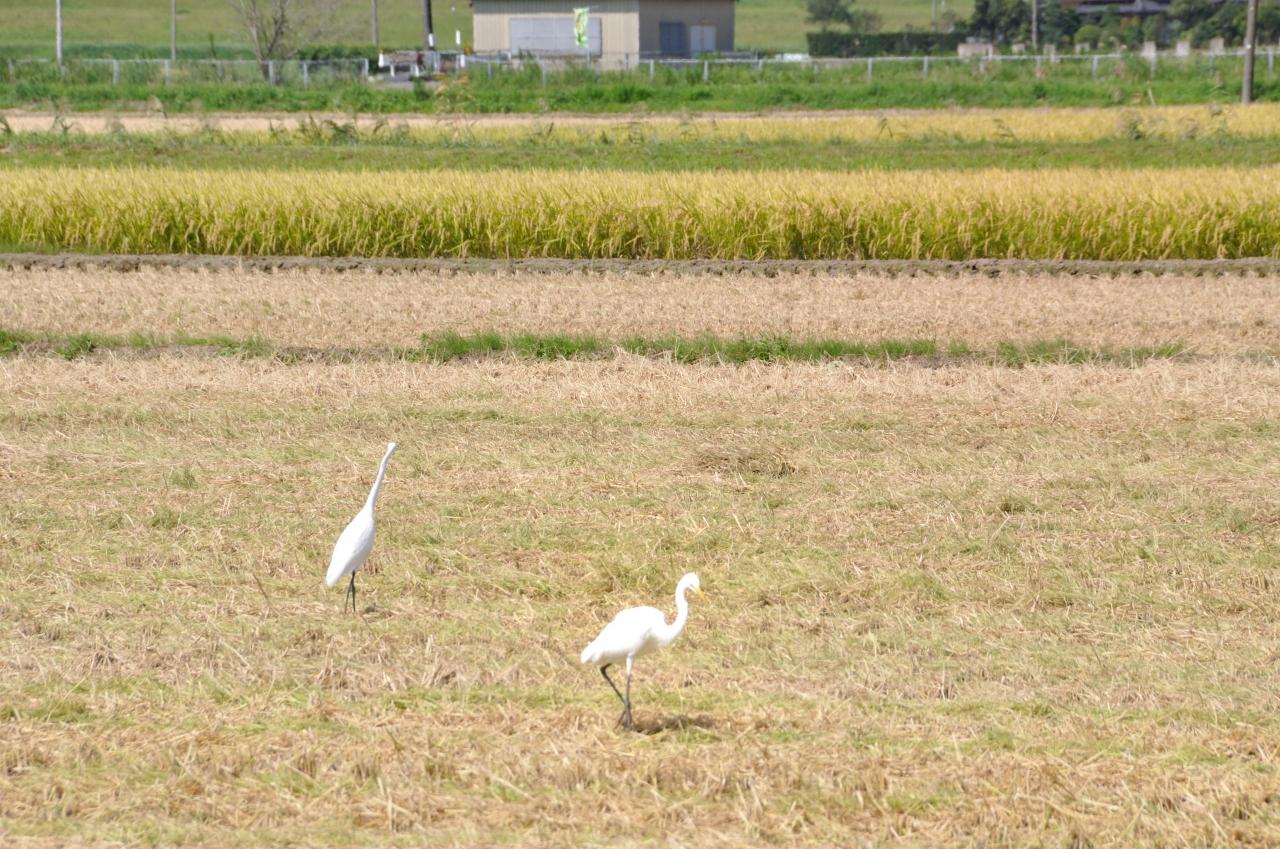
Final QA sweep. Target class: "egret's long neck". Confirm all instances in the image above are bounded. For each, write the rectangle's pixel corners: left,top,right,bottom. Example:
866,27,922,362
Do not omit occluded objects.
655,584,691,646
364,449,394,511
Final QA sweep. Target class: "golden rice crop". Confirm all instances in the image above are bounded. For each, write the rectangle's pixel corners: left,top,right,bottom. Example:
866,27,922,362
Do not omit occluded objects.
3,166,1279,260
6,102,1279,142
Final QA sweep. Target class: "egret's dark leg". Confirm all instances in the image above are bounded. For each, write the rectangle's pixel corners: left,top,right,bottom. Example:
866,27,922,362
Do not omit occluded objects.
600,665,628,726
623,658,635,730
600,665,626,704
345,572,357,613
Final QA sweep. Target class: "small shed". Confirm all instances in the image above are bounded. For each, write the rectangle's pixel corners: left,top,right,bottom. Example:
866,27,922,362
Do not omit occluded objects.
957,41,996,59
472,0,735,68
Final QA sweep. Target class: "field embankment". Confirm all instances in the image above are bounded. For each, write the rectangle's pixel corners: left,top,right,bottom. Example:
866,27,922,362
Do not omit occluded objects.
3,167,1279,260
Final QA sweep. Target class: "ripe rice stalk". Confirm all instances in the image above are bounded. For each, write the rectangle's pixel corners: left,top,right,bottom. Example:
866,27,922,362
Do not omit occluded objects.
1,167,1279,260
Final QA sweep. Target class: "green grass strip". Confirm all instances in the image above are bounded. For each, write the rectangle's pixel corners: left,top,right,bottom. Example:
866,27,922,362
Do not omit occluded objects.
5,132,1280,174
615,336,938,364
0,329,272,360
0,328,1205,366
0,328,33,355
993,339,1188,366
3,71,1278,114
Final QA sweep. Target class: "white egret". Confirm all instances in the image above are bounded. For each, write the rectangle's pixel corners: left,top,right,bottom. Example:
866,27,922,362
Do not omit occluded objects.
580,572,703,730
325,441,397,612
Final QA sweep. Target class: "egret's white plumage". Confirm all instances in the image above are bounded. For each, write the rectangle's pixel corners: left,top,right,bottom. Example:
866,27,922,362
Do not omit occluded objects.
326,442,397,611
580,572,702,729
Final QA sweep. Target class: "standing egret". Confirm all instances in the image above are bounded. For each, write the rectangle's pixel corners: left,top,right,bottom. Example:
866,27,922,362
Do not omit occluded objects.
580,572,703,730
325,442,397,612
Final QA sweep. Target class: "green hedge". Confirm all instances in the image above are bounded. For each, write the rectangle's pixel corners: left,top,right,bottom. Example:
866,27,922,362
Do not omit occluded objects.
806,31,967,57
295,44,380,63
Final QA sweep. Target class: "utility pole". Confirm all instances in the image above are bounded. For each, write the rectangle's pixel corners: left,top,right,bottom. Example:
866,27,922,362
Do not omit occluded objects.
1031,0,1038,52
1243,0,1260,104
170,0,177,63
55,0,63,69
371,0,379,47
422,0,435,51
422,0,435,71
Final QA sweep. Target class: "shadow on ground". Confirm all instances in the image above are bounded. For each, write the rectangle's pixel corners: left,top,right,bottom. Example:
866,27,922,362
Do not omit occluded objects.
634,714,716,735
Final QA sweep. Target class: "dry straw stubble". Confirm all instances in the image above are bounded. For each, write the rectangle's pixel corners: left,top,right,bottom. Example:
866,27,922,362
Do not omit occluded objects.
2,267,1279,354
2,356,1280,847
3,266,1280,847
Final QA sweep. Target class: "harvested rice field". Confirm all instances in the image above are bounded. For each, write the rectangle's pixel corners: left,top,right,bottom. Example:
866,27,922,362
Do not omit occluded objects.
2,266,1279,355
2,265,1279,847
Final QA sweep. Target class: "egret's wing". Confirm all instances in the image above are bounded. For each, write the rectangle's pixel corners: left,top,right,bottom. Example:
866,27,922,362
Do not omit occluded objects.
326,511,375,587
580,606,662,664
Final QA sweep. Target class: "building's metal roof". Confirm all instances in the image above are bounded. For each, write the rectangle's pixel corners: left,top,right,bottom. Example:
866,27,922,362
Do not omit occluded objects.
1067,0,1187,14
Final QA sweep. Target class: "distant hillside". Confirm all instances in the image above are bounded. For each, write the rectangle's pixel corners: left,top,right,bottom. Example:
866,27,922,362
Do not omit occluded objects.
0,0,974,57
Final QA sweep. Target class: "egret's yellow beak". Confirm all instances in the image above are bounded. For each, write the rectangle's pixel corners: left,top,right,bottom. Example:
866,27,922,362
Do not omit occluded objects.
695,587,706,599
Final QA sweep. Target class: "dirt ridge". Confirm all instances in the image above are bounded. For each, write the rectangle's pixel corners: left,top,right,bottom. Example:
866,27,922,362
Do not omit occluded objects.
6,253,1280,278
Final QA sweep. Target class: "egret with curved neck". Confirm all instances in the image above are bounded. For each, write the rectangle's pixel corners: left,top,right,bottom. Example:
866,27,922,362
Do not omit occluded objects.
580,573,703,730
325,442,397,612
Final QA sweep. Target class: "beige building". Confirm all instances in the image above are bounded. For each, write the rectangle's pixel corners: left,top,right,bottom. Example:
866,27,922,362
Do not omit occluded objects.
472,0,734,67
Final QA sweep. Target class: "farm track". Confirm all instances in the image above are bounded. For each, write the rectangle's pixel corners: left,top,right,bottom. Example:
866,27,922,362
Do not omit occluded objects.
0,106,1242,133
3,104,1280,141
8,253,1280,278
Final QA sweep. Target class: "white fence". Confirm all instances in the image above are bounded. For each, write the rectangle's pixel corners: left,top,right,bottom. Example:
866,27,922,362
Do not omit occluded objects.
4,48,1276,86
3,57,370,86
463,47,1277,80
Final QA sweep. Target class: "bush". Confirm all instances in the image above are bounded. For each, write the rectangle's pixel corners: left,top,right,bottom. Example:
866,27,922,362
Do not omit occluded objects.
1074,23,1102,47
295,44,377,63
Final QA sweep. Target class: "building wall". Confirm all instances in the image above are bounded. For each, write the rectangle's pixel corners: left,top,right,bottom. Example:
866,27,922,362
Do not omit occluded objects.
473,0,641,61
638,0,734,55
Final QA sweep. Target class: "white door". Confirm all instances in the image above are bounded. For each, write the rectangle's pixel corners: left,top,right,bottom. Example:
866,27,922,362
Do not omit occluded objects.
690,24,716,55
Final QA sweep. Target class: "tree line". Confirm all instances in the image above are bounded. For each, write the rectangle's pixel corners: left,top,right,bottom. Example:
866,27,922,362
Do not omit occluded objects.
809,0,1280,51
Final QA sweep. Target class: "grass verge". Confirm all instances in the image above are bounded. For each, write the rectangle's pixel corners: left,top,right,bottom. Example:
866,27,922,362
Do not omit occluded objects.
2,63,1276,113
4,131,1280,172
